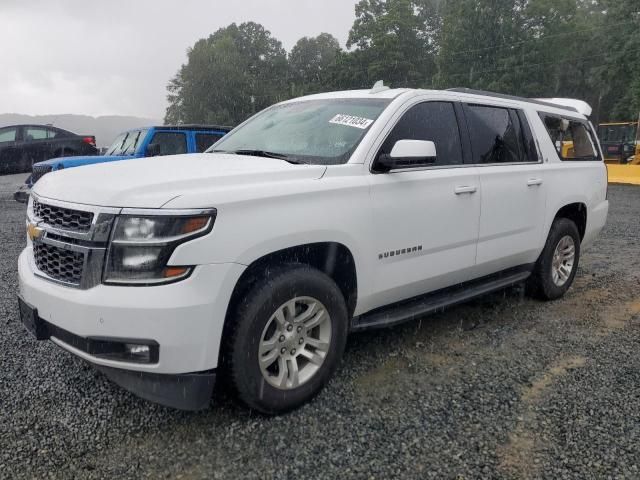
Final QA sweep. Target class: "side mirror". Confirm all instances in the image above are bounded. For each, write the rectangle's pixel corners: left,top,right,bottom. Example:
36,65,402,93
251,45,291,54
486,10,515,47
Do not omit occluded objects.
145,143,161,157
377,140,437,171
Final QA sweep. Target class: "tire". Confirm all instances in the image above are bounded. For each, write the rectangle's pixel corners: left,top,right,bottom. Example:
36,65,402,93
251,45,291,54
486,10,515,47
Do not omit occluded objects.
224,264,349,414
527,218,581,300
19,153,33,174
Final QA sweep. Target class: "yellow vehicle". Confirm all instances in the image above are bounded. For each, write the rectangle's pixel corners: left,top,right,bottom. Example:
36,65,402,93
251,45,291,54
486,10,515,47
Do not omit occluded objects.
561,141,575,158
597,122,639,164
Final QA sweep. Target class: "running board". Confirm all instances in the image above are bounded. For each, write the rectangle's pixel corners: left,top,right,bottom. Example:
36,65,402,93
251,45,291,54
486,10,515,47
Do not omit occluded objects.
351,268,532,332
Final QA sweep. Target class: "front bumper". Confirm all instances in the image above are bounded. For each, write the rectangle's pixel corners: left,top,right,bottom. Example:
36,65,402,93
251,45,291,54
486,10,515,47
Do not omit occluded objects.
19,300,216,410
18,248,245,408
95,364,216,411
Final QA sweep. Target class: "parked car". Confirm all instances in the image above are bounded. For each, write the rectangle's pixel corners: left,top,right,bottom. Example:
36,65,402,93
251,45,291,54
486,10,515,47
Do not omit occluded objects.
29,125,231,186
0,124,96,175
13,125,231,203
18,86,608,414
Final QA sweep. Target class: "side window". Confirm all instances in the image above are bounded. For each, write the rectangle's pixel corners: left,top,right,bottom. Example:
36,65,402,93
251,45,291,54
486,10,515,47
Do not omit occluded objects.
465,104,525,164
25,127,49,141
379,101,463,166
540,114,599,161
0,128,17,142
195,133,224,153
46,128,64,139
149,132,188,156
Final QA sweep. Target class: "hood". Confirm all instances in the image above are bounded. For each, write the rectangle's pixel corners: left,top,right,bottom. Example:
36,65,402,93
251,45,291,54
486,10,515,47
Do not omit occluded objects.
37,154,133,169
33,153,327,208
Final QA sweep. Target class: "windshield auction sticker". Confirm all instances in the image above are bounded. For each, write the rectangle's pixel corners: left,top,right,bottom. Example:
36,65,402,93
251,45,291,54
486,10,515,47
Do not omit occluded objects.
329,114,374,129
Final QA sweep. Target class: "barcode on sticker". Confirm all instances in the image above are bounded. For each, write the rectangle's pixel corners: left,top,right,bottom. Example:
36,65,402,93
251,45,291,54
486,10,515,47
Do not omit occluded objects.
329,114,374,129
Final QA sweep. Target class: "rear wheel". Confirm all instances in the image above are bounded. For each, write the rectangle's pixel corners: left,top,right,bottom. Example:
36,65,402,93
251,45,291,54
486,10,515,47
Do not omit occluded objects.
527,218,581,300
225,265,348,414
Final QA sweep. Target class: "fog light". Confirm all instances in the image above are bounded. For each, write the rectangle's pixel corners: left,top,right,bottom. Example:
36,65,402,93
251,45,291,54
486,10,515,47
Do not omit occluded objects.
125,343,151,362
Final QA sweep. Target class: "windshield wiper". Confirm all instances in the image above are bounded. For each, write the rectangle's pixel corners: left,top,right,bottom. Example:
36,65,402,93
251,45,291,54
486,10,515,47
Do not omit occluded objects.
212,149,307,164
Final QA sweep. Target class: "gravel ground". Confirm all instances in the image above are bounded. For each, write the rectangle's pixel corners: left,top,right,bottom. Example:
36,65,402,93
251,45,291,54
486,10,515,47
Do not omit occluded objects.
0,173,28,199
1,184,639,479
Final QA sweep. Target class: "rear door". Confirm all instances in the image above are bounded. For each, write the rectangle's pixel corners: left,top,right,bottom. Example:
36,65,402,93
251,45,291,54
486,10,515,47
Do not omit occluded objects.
368,100,481,307
462,104,548,274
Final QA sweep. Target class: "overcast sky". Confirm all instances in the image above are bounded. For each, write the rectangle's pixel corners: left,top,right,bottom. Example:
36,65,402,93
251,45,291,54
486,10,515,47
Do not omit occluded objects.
1,0,359,119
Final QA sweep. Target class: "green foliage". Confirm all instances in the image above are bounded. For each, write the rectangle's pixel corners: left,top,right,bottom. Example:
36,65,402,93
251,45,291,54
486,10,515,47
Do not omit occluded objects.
346,0,436,87
165,22,287,126
166,0,640,125
289,34,341,96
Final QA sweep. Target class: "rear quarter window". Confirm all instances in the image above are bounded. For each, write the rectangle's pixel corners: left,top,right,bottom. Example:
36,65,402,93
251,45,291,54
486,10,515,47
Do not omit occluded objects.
539,113,600,161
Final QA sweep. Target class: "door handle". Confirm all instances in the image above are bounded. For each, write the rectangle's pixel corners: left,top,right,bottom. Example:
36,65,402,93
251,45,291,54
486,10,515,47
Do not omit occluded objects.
454,186,477,195
527,178,543,187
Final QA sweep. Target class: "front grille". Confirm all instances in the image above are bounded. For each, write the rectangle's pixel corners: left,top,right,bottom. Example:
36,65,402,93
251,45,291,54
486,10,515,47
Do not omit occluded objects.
31,164,53,184
33,242,85,285
33,199,94,232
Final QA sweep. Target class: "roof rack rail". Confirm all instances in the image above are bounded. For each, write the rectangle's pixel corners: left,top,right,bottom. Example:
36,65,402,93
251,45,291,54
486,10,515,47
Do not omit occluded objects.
158,124,233,131
446,88,579,113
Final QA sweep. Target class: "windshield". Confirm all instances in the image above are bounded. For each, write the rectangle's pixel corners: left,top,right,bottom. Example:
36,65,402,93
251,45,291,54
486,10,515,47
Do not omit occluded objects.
105,129,148,156
209,98,391,165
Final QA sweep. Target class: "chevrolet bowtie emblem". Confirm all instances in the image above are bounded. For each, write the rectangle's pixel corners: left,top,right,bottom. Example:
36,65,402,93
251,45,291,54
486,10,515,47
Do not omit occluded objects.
27,223,44,242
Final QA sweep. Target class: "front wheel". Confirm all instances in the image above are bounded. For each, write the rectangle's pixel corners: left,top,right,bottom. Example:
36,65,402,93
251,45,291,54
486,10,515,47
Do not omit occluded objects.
527,218,581,300
225,265,349,414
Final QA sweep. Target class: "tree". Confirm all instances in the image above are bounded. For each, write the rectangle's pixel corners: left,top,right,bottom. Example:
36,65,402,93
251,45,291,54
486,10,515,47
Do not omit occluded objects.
596,0,640,121
165,22,288,126
344,0,438,88
165,2,640,125
288,34,341,96
434,0,530,91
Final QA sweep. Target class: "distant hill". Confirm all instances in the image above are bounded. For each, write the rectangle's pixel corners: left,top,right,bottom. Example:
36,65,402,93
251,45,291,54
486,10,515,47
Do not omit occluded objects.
0,114,162,148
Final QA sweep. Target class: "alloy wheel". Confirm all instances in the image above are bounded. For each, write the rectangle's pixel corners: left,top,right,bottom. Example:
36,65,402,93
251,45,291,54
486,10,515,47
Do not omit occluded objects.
551,235,576,287
258,296,332,390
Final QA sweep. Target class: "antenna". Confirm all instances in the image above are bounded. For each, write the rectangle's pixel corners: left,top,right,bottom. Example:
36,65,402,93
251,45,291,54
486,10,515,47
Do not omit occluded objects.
369,80,389,94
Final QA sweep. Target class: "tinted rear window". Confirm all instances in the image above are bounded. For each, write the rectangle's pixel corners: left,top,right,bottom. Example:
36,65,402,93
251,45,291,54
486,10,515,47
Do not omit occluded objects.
465,105,527,164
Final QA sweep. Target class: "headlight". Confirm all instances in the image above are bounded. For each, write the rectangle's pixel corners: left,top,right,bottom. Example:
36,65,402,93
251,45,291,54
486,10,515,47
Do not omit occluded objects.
103,209,216,285
27,195,34,218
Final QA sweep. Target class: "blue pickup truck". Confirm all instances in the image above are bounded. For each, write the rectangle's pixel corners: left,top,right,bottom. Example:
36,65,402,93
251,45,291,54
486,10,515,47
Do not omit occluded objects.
15,125,231,200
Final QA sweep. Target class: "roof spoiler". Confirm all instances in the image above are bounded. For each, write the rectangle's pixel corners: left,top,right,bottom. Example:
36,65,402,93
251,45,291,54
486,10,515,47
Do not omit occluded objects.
447,88,590,116
534,98,592,117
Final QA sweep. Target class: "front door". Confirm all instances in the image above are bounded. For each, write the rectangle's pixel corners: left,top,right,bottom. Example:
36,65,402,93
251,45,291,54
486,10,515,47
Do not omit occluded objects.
368,101,481,309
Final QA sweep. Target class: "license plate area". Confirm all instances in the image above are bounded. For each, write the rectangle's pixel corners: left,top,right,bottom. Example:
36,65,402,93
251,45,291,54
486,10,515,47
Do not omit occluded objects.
18,296,49,340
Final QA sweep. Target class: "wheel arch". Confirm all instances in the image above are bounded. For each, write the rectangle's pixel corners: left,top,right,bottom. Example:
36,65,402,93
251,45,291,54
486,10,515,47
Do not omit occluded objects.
553,202,587,241
227,242,358,319
218,241,358,368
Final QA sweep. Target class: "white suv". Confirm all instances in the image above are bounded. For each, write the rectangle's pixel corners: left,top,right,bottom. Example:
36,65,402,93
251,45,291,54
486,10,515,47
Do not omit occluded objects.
18,86,609,413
